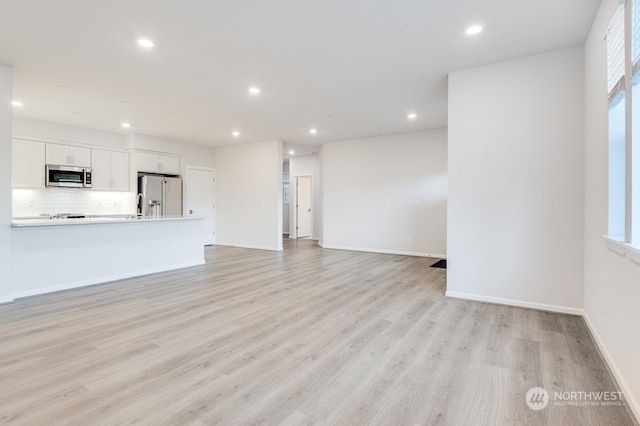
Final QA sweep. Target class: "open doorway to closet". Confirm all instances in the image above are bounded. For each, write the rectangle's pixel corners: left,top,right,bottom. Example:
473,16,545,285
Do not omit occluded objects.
282,160,290,238
295,176,312,238
286,154,320,241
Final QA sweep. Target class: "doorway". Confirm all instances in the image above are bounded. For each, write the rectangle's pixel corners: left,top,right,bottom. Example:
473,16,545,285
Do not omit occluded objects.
186,166,216,245
296,175,312,238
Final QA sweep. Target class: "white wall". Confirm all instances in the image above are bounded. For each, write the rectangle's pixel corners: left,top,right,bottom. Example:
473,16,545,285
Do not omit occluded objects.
322,129,447,257
584,0,640,418
0,65,13,298
215,140,283,251
447,47,585,313
13,116,126,148
289,154,321,240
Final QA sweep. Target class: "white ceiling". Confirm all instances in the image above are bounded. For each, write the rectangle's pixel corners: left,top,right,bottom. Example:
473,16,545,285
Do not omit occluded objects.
0,0,599,155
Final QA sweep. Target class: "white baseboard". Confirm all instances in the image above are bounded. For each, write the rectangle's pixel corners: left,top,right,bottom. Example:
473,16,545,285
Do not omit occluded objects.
215,242,283,252
445,291,584,315
321,244,446,259
583,312,640,422
4,260,206,303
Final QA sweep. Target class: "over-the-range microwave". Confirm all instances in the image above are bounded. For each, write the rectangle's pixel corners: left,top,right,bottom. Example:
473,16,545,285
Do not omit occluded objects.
45,165,92,188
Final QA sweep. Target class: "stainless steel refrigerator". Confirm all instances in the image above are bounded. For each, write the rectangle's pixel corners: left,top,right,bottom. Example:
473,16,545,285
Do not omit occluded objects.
138,174,182,218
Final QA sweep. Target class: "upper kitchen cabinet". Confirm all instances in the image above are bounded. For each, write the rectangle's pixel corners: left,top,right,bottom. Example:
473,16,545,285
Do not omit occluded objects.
91,149,130,191
46,143,91,168
137,152,181,175
13,139,45,188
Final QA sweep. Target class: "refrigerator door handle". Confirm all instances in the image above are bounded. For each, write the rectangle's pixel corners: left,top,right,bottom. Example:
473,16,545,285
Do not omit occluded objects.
141,176,148,217
162,179,167,217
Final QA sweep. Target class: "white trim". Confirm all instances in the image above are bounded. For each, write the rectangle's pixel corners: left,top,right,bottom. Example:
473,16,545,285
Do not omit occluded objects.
185,164,215,173
3,261,205,303
445,291,584,316
622,243,640,264
0,296,15,304
583,312,640,422
321,244,446,259
604,234,627,255
215,242,282,252
603,235,640,265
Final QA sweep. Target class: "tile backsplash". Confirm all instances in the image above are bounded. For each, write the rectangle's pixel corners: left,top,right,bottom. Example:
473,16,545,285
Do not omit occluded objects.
13,188,136,217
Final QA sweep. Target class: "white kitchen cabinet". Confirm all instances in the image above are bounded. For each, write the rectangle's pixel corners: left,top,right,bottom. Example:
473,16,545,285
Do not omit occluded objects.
13,139,46,188
46,143,91,167
110,151,130,191
137,152,180,175
91,149,130,191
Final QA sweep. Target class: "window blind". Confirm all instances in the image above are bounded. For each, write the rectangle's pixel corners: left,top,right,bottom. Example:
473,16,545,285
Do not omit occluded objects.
608,6,625,104
634,0,640,73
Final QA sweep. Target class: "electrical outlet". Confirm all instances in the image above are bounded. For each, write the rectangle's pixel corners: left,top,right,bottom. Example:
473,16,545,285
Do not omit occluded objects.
407,236,413,243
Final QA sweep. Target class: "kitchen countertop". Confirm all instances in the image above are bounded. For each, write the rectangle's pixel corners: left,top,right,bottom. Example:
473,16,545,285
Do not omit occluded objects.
11,215,203,228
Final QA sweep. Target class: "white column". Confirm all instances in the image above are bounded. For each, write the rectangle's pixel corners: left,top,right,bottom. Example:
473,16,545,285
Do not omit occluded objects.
0,64,13,301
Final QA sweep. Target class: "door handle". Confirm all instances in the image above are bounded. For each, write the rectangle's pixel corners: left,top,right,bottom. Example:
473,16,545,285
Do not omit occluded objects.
189,209,193,214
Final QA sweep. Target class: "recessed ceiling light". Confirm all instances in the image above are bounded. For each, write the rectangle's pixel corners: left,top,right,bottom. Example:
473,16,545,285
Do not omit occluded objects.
232,131,240,137
248,86,261,95
309,128,318,135
465,25,483,35
121,122,131,128
289,150,295,155
137,39,154,48
11,100,23,107
407,113,417,119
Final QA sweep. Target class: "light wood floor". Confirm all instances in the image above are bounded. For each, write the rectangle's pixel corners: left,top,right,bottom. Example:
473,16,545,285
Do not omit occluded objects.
0,239,637,425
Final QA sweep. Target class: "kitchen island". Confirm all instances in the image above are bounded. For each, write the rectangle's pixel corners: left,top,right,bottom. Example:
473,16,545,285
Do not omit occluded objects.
6,216,205,303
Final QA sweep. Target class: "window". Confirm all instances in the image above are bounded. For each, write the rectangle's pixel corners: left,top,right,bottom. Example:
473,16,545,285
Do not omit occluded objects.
633,0,640,247
607,6,625,240
607,1,640,262
609,94,625,238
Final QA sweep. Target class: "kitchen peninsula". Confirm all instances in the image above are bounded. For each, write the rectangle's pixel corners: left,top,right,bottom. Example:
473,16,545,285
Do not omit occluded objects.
7,215,205,303
6,123,216,304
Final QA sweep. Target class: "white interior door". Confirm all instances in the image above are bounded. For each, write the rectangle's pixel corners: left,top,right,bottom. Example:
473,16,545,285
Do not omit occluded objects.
186,167,215,245
296,176,312,238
